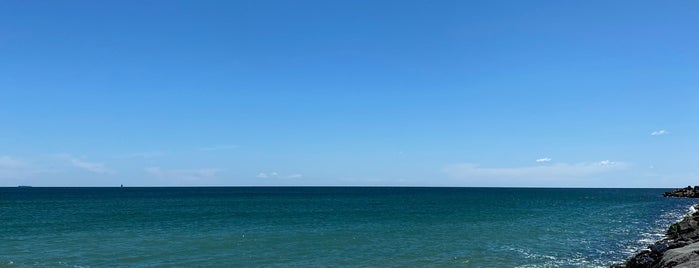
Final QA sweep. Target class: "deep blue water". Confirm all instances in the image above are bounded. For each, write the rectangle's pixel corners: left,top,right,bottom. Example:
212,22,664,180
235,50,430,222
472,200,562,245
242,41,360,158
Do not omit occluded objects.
0,187,695,267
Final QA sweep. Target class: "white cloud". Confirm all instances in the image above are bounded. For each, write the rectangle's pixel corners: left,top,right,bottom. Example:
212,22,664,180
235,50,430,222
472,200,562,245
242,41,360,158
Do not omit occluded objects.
257,172,278,178
444,160,628,181
199,144,239,151
0,156,26,168
286,174,303,179
598,160,615,166
145,167,222,182
651,130,668,136
70,158,111,174
536,157,552,163
125,151,165,158
0,156,34,180
55,155,112,174
256,171,303,179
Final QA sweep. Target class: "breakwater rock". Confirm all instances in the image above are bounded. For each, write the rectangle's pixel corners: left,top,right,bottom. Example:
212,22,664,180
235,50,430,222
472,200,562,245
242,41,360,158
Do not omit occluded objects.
664,186,699,198
620,205,699,268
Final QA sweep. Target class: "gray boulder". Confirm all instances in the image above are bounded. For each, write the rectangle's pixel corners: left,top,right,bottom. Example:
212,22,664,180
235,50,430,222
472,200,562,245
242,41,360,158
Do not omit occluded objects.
658,242,699,267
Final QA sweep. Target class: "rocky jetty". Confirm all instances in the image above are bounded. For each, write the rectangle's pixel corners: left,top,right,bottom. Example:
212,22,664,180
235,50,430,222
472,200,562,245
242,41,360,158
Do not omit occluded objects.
620,205,699,268
663,186,699,198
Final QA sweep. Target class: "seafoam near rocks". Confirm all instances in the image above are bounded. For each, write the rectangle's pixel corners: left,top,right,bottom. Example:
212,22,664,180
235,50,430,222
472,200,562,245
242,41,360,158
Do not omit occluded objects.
622,204,699,268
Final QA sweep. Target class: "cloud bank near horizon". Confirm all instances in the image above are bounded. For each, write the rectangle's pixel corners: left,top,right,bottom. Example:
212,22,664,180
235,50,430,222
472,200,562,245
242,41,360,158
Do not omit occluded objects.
444,160,629,185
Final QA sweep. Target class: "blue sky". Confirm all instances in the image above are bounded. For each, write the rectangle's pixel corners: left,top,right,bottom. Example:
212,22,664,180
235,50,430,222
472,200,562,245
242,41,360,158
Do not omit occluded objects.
1,0,697,187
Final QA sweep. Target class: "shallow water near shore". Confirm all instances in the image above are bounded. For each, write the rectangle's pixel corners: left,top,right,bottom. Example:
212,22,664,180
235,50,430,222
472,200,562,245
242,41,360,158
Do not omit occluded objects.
0,187,695,267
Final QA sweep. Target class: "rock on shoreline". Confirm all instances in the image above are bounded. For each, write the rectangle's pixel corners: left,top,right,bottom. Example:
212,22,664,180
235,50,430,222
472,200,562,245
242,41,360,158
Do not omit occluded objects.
618,197,699,268
663,186,699,198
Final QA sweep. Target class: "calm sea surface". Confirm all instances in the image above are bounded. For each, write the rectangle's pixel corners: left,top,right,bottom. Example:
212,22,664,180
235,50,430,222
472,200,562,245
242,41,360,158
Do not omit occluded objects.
0,187,695,267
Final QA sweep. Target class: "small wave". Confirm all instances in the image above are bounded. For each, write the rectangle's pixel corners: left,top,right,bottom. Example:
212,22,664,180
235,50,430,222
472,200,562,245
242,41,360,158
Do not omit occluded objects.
626,203,699,259
55,261,88,268
667,204,697,223
504,246,610,268
636,235,659,245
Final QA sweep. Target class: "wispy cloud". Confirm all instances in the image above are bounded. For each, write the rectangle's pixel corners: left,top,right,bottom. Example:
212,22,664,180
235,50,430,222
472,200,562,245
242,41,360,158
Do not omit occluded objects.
0,156,26,168
55,154,113,174
444,160,628,181
256,172,278,178
598,160,616,166
71,159,110,173
125,151,165,158
256,171,302,179
651,130,668,136
0,156,35,180
286,174,303,179
199,144,239,151
536,157,552,163
145,167,222,181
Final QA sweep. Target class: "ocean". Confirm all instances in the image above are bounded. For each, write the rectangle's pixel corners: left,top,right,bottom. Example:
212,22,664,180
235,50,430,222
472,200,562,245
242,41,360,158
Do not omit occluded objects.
0,187,695,267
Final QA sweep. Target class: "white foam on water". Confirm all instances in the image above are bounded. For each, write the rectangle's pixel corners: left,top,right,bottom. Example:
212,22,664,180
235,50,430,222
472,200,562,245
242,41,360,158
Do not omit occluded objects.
624,203,699,262
636,235,658,245
504,246,611,268
53,261,88,268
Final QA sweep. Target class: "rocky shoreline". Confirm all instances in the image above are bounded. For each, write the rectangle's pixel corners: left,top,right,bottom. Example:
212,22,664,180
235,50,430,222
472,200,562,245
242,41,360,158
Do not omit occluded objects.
615,187,699,268
663,186,699,198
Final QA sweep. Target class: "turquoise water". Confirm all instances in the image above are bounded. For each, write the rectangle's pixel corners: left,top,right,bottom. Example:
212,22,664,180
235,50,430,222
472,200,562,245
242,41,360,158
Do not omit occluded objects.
0,187,695,267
